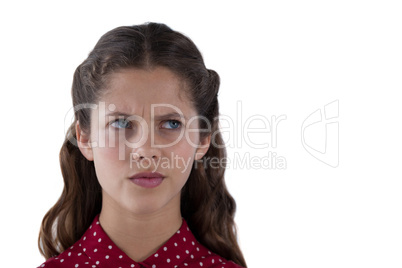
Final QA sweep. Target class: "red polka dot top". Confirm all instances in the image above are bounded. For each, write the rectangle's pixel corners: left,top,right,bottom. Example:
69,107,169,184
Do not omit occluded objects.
37,214,244,268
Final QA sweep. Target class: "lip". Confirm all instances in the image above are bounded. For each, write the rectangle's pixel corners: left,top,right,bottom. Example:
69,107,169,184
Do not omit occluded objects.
129,172,165,188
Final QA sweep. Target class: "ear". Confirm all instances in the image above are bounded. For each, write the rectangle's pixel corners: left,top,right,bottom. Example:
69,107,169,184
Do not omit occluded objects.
76,121,94,161
195,134,211,160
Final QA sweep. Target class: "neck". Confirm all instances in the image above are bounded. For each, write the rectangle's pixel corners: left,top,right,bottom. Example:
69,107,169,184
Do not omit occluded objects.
98,192,182,262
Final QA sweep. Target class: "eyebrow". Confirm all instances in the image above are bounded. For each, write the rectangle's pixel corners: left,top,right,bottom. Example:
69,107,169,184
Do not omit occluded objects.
106,111,188,121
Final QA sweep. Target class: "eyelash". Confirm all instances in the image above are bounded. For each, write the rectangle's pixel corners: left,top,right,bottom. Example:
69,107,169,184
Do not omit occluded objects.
161,120,182,130
110,118,133,129
109,119,182,130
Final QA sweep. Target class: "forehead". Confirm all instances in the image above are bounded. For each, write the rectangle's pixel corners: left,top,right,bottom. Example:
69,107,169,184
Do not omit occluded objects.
100,67,195,115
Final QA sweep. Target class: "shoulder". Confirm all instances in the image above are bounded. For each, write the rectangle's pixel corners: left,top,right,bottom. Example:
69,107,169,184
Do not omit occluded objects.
36,256,62,268
187,241,245,268
36,216,101,268
36,244,94,268
194,253,244,268
179,220,245,268
187,253,244,267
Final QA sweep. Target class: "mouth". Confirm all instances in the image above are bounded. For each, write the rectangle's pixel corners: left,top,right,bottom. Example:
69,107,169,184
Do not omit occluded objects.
129,172,165,188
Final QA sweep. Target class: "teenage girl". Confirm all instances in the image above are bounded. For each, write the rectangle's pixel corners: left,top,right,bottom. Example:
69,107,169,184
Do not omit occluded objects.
37,22,247,268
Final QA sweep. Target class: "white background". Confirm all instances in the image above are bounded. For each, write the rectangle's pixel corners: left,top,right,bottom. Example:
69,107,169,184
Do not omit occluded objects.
1,1,401,267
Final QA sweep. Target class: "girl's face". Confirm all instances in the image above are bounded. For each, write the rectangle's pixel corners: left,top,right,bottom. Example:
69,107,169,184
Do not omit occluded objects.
77,67,210,215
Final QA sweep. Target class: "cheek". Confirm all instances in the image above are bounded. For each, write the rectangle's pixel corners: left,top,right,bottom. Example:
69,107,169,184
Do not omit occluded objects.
170,132,198,156
183,125,201,147
91,145,126,181
92,128,133,160
93,146,120,162
91,146,127,197
167,139,198,175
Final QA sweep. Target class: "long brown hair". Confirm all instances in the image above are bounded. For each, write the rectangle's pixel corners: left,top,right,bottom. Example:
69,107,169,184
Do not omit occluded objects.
38,22,247,267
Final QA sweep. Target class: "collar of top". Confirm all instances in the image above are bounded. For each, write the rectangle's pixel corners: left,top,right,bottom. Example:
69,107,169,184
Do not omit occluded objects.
79,214,198,268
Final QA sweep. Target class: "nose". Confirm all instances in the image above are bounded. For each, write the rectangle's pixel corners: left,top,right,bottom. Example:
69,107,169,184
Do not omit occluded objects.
130,134,162,162
131,149,160,161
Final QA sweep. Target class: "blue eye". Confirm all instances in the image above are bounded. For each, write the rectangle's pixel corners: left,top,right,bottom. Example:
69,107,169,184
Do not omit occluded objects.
162,120,182,130
110,118,132,129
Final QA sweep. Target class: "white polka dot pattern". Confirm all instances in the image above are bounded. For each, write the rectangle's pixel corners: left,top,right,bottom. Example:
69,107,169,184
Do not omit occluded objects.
36,214,243,268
